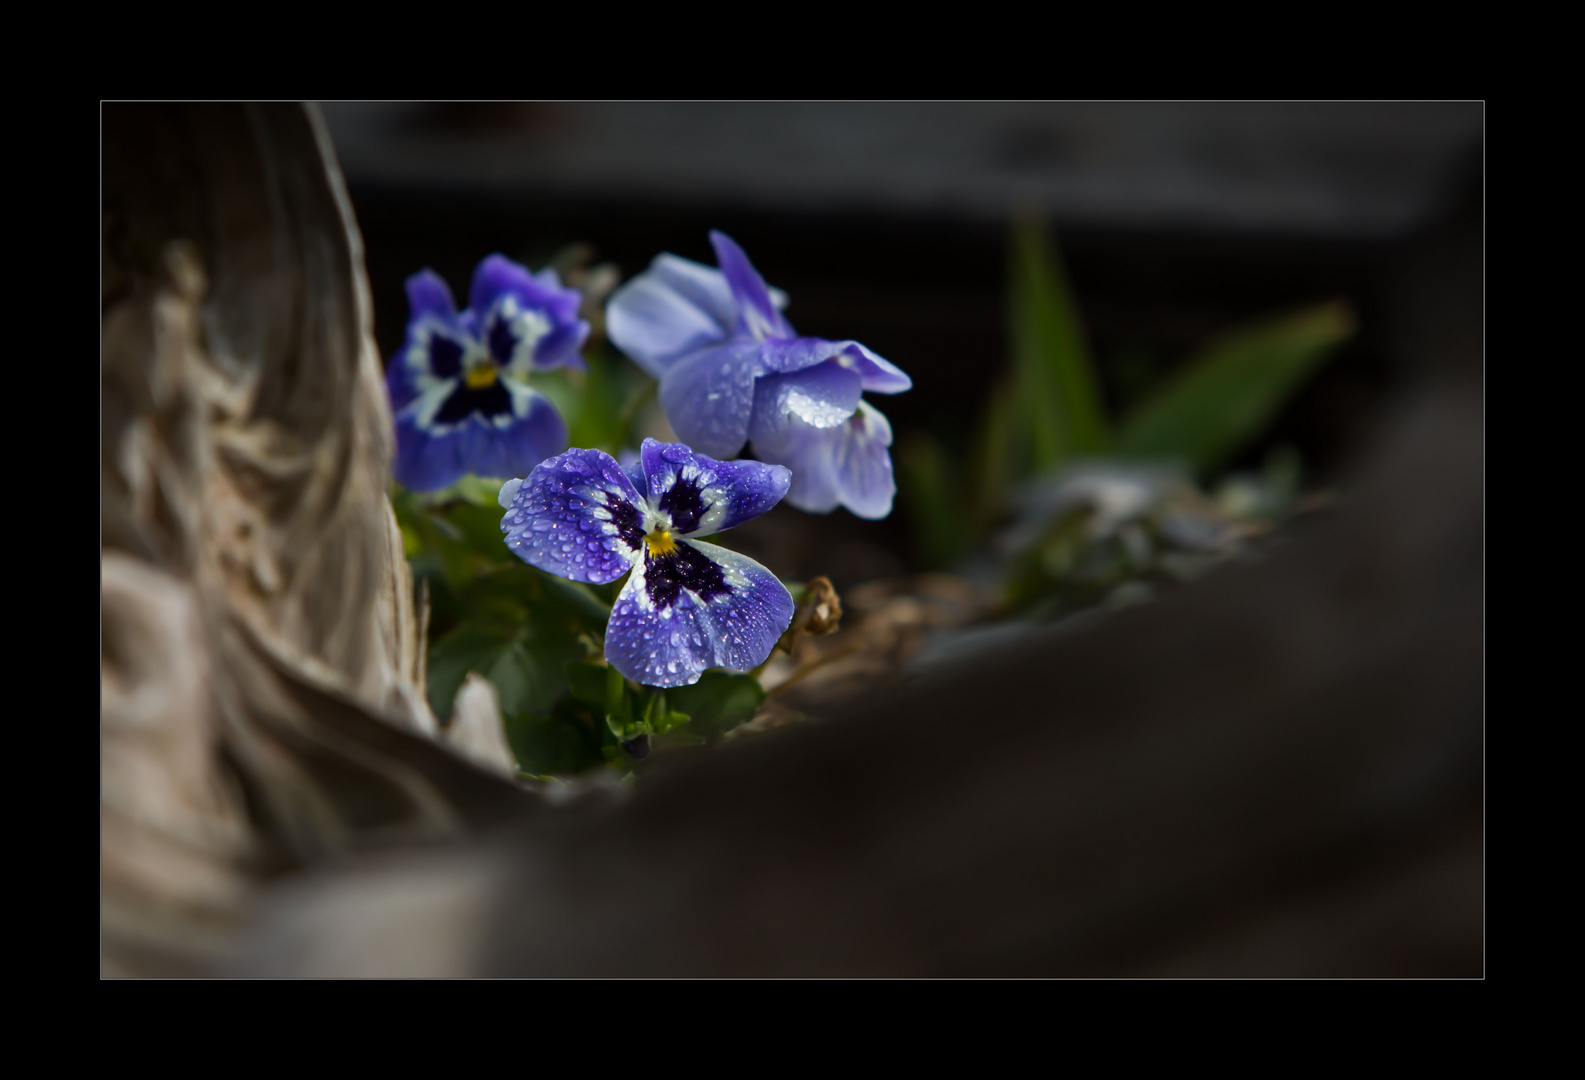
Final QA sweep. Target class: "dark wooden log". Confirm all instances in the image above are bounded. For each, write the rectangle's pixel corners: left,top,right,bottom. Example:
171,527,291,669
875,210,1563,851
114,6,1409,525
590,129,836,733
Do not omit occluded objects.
238,382,1482,977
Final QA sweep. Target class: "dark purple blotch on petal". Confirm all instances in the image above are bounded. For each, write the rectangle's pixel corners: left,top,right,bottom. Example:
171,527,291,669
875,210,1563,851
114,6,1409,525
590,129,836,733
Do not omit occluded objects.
486,315,519,366
434,381,513,426
607,489,646,552
657,473,708,535
428,334,465,379
644,540,731,611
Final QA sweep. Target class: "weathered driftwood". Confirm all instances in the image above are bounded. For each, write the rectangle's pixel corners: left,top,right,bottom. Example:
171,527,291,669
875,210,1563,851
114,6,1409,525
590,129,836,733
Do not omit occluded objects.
102,104,525,976
235,384,1482,977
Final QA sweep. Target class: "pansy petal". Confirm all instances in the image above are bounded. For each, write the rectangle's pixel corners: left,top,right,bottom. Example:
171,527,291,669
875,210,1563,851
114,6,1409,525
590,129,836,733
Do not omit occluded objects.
386,352,421,413
462,389,568,480
500,448,646,584
830,401,896,520
533,318,590,371
389,316,471,411
603,540,793,687
709,230,793,341
648,254,739,330
845,342,913,394
393,412,466,492
469,254,584,332
604,561,716,688
481,296,552,369
405,269,458,320
755,335,858,375
640,439,791,537
752,419,842,514
618,448,649,499
751,360,863,432
605,268,729,378
469,255,534,315
657,339,770,459
690,542,797,671
753,402,894,519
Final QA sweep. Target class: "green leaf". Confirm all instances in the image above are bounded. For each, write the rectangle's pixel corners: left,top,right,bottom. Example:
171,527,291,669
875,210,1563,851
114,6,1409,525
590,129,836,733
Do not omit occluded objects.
968,373,1019,538
427,598,590,723
665,671,767,745
603,664,637,738
452,475,509,508
505,695,609,776
532,346,656,457
444,500,514,563
1115,300,1356,476
566,659,609,709
426,623,515,722
1009,213,1108,469
898,431,969,570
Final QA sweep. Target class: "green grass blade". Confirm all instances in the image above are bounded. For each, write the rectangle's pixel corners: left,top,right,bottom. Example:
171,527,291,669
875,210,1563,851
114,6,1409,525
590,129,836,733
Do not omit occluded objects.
1009,214,1109,469
1115,300,1356,476
968,374,1018,538
897,431,969,570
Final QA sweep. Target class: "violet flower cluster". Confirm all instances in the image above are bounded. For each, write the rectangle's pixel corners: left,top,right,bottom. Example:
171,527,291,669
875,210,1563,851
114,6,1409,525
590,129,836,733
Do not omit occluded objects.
390,236,912,689
387,255,588,491
499,439,795,688
606,231,911,519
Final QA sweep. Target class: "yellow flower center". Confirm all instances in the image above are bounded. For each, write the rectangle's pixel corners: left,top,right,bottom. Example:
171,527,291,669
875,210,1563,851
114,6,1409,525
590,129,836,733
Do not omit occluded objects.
464,363,499,389
646,528,677,557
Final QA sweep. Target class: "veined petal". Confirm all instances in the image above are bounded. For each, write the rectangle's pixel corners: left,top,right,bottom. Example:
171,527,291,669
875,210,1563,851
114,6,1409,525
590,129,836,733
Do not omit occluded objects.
657,339,771,459
755,335,860,375
754,400,896,519
845,342,913,394
710,231,793,341
830,400,896,519
606,269,731,378
751,419,842,514
693,543,797,671
648,253,739,329
501,448,646,584
603,539,793,687
639,439,790,537
751,360,863,433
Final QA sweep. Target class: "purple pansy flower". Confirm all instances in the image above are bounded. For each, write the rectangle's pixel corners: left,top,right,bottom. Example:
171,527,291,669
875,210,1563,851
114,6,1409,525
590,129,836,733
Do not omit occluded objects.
605,230,910,519
387,255,589,491
499,438,795,688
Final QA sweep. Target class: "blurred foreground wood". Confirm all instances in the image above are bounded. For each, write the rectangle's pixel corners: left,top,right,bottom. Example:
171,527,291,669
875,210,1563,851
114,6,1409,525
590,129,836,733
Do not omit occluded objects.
236,384,1482,977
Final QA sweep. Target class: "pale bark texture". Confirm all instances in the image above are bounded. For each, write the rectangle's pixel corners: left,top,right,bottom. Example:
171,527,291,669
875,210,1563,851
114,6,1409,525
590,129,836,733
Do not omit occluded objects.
101,104,523,977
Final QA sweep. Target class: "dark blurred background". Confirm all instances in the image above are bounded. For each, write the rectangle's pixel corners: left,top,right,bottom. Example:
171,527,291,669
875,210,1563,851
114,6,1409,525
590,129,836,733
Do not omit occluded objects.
322,102,1482,585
